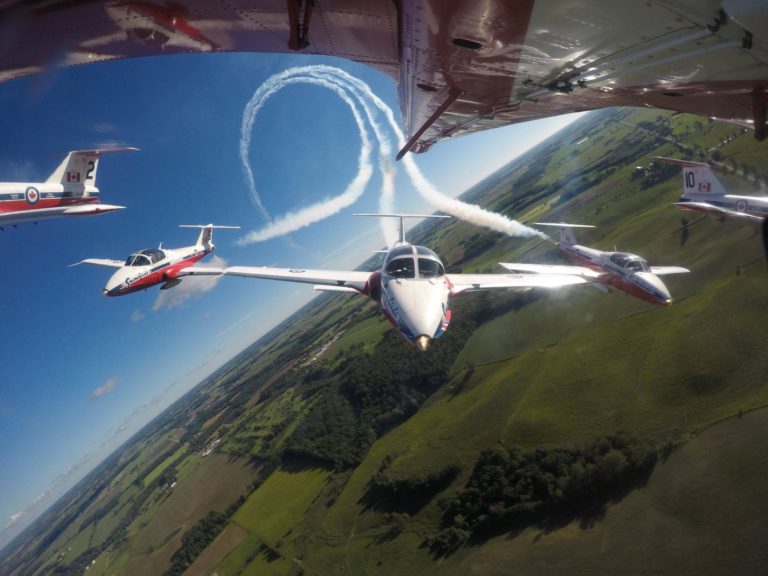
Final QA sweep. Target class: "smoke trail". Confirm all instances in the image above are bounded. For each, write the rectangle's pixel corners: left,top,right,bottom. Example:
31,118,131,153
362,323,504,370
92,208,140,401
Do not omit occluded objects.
302,69,398,246
239,67,398,246
239,64,544,246
310,65,546,239
237,75,373,245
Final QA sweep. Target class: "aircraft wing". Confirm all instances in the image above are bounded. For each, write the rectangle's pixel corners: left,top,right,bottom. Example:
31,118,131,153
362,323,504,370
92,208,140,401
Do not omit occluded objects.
447,272,587,295
177,266,227,277
72,258,124,269
675,201,764,225
499,262,601,278
650,266,690,276
223,266,372,293
1,2,767,152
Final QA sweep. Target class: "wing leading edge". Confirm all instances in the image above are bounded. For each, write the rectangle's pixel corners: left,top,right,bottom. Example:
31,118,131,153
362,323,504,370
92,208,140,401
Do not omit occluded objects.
447,272,588,295
223,266,372,292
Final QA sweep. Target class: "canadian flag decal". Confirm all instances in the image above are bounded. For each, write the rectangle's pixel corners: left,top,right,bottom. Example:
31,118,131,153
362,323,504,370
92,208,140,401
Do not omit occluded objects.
67,172,81,182
698,182,711,192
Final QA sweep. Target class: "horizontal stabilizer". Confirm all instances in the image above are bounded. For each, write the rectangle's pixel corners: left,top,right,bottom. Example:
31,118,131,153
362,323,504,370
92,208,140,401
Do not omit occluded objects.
178,224,241,229
353,213,450,243
651,156,711,168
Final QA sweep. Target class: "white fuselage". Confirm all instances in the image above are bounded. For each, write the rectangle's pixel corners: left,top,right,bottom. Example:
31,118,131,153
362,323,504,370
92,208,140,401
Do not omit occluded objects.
677,191,768,220
375,242,451,350
104,245,209,296
0,182,120,224
561,243,673,305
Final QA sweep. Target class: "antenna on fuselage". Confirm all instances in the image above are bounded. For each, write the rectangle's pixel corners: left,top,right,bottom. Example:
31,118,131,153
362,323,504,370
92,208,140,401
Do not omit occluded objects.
353,213,451,244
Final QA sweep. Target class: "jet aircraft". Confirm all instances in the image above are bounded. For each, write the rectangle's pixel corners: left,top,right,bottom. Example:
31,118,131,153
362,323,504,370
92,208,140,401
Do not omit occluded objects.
0,2,767,152
501,224,689,306
73,224,238,296
0,148,137,227
194,214,587,351
654,156,768,255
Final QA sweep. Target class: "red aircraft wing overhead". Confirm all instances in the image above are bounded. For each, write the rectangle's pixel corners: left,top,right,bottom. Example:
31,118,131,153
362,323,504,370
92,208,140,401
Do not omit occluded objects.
0,1,400,82
1,1,767,151
398,0,768,155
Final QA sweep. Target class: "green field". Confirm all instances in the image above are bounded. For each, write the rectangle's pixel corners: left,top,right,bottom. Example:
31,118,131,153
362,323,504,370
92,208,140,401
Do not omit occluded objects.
439,407,768,575
5,108,768,576
233,469,331,542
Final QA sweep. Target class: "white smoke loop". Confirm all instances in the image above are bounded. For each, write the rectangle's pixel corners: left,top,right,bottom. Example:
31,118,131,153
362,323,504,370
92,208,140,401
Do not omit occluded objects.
238,65,545,246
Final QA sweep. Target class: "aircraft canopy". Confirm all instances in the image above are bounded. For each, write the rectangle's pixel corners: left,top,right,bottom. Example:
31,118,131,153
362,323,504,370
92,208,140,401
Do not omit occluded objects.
125,248,166,267
384,245,444,279
609,253,649,272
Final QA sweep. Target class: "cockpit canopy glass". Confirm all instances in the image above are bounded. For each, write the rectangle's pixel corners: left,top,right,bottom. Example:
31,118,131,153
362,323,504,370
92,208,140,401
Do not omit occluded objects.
609,252,649,272
124,249,165,267
383,245,444,279
418,258,444,278
385,257,415,279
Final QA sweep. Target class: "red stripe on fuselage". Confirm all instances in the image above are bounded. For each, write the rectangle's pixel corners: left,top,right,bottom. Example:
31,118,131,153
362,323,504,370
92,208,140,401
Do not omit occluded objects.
0,197,99,213
118,252,208,295
604,274,666,306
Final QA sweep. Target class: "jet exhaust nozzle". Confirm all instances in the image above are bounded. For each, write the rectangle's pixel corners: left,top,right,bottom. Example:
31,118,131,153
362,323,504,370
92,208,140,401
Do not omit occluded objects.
415,335,432,352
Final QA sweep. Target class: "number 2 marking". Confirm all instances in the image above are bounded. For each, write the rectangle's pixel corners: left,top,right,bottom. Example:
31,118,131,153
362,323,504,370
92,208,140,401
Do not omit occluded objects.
85,161,95,181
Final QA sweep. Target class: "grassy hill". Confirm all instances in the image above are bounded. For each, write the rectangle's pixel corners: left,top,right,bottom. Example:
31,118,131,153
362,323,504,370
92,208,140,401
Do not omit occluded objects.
3,107,767,576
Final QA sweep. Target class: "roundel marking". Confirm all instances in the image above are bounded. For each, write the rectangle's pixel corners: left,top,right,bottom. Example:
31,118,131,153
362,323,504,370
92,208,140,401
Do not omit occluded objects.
735,200,748,212
25,186,39,205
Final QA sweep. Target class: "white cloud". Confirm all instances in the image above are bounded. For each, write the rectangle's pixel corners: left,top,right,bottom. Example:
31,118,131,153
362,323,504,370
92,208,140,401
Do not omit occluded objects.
4,511,24,529
91,377,118,399
130,309,145,323
152,255,226,310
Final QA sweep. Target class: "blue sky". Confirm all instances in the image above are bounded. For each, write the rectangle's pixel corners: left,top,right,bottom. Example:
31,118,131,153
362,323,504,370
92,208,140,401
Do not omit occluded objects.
0,52,582,548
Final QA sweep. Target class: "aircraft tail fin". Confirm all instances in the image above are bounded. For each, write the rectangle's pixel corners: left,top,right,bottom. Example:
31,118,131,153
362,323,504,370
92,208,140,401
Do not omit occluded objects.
46,147,139,186
652,157,727,197
179,224,240,250
534,222,594,246
353,213,451,243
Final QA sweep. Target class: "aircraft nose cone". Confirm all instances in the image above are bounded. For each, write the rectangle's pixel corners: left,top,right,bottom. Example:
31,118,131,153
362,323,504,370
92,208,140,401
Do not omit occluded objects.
415,335,432,352
103,288,108,297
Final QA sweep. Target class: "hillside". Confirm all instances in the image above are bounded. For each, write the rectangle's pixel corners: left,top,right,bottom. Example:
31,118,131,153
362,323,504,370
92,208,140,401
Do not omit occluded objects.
2,107,767,576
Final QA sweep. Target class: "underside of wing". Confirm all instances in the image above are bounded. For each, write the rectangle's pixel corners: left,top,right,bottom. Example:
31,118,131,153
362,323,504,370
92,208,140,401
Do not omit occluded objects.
499,262,600,278
650,266,690,275
448,272,587,295
74,258,124,269
223,266,372,292
399,2,768,155
1,2,766,155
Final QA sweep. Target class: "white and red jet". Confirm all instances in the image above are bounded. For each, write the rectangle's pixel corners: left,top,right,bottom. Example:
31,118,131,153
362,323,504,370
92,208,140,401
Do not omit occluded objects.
209,215,587,351
501,224,689,306
654,156,768,224
74,224,237,296
0,148,137,227
653,156,768,257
